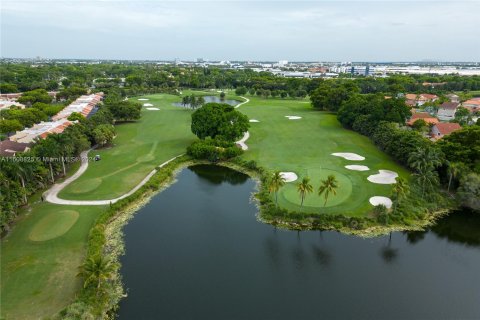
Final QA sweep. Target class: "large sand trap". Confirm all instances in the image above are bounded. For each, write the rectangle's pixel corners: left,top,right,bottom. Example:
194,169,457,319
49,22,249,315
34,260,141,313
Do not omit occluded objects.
143,103,153,107
146,107,160,111
138,98,149,101
332,153,365,161
345,165,369,171
285,116,302,120
280,172,298,182
367,170,398,184
236,131,250,150
249,119,260,123
369,196,393,209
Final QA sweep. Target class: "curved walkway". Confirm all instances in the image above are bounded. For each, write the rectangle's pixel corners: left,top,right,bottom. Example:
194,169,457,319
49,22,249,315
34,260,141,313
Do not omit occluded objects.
235,96,250,108
236,131,250,150
44,150,183,206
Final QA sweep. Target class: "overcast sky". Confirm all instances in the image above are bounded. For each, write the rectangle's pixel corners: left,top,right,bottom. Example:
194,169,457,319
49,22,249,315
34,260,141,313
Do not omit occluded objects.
1,1,479,61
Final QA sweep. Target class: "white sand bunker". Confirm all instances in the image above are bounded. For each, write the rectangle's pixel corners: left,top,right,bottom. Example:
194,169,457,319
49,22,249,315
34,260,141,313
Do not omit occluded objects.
369,196,393,209
285,116,302,120
236,131,250,150
146,107,160,111
279,172,298,182
345,165,369,171
332,153,365,161
138,98,149,101
143,103,154,107
367,170,398,184
249,119,260,123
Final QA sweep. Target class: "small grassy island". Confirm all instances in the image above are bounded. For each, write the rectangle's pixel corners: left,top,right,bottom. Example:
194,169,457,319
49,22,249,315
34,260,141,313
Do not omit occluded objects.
1,85,478,318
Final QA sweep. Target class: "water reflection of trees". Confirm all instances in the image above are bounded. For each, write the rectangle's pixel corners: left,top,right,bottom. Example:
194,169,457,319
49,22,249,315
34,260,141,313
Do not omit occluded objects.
189,164,249,185
380,233,399,264
403,209,480,248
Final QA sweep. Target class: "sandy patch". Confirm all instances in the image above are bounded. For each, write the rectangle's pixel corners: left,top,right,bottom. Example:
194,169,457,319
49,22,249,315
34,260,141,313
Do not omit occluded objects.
285,116,302,120
367,170,398,184
332,153,365,161
345,165,369,171
236,131,250,150
249,119,260,123
138,98,149,101
279,172,298,182
369,196,393,209
146,107,160,111
143,103,153,107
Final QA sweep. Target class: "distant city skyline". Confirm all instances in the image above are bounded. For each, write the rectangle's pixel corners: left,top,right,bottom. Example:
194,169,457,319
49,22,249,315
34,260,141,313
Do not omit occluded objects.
2,1,479,62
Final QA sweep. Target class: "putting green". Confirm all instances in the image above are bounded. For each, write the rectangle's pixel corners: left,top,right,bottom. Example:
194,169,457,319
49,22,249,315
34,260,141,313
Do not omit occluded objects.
29,210,79,241
67,178,102,194
281,168,352,208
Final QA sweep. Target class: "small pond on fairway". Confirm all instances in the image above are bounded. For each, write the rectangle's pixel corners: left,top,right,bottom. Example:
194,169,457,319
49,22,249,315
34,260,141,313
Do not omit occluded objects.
118,165,480,319
172,96,240,108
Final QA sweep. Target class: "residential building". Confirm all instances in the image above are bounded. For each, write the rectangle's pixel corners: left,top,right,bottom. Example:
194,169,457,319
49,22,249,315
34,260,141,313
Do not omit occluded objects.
407,112,439,126
0,140,31,157
9,119,74,144
462,98,480,114
437,102,460,121
431,122,462,140
405,93,438,106
446,94,460,103
52,93,103,121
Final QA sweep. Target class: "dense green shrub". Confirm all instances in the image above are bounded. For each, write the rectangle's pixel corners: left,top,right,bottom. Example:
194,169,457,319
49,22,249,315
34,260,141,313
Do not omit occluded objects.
187,138,243,161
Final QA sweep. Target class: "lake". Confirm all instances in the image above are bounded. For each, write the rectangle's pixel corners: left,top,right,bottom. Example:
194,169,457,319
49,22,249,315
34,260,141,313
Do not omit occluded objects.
118,165,480,319
172,96,240,108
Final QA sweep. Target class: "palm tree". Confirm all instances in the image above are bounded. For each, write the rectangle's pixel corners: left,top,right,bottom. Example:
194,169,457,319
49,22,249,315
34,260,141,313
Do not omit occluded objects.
318,175,339,207
391,177,410,215
413,168,439,198
77,255,117,297
408,147,442,198
50,133,74,176
447,161,461,192
1,161,31,204
297,177,313,207
268,171,285,205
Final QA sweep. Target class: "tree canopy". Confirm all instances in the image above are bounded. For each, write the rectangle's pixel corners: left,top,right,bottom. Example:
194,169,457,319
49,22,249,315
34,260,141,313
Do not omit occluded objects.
191,103,249,141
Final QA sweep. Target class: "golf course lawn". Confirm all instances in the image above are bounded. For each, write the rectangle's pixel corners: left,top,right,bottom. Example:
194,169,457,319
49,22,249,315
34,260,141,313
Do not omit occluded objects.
239,96,410,217
1,91,410,319
58,93,198,200
0,201,105,319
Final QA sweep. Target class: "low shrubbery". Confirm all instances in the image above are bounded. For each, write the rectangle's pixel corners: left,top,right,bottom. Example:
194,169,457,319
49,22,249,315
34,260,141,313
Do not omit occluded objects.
187,138,243,162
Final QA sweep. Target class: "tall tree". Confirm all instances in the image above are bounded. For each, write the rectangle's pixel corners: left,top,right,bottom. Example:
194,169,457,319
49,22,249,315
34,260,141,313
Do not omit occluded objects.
318,175,339,206
297,177,313,207
391,177,410,216
268,171,286,205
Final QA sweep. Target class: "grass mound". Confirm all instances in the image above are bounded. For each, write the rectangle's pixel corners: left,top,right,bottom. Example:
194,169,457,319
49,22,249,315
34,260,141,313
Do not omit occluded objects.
29,210,79,241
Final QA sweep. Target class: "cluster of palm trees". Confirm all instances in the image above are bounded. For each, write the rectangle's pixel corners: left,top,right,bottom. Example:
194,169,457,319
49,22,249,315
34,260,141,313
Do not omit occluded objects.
181,95,205,109
408,147,442,198
268,171,340,208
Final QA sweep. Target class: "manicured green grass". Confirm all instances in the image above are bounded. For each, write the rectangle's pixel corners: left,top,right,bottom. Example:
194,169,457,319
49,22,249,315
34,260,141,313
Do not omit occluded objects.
239,96,410,217
0,203,105,320
59,93,197,200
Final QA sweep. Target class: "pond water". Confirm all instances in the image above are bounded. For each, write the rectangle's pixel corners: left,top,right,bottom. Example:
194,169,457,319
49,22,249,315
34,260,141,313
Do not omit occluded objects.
172,96,240,108
118,165,480,319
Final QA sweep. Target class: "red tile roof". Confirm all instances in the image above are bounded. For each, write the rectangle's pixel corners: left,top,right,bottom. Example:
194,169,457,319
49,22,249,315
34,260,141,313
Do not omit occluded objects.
407,112,439,125
434,122,462,135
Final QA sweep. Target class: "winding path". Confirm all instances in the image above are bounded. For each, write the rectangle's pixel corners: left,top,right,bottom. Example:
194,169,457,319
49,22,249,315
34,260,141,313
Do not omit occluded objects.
44,95,251,206
235,96,250,109
44,151,183,206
